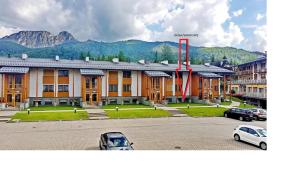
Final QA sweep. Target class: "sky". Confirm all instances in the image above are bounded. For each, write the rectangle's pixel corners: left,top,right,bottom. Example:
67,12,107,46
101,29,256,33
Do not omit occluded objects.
0,0,266,52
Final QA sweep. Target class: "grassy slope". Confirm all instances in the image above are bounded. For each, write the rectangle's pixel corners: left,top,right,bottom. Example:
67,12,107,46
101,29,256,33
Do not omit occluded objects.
105,109,171,119
167,103,208,107
102,104,151,109
28,105,83,111
179,107,228,117
11,111,89,121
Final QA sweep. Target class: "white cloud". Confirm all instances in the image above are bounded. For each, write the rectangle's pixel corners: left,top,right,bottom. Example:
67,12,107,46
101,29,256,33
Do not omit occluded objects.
232,9,243,17
0,0,244,47
245,25,267,52
0,25,21,38
256,13,265,21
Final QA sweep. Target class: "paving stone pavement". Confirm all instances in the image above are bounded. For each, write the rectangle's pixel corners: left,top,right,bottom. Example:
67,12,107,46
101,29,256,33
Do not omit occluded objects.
0,117,266,150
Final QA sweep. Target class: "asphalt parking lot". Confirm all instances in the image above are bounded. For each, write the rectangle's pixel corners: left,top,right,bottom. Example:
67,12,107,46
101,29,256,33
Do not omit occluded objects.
0,117,266,150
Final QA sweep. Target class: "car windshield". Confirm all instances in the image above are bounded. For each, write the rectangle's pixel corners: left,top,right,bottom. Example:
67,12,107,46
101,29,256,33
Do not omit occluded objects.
257,129,267,137
107,137,129,147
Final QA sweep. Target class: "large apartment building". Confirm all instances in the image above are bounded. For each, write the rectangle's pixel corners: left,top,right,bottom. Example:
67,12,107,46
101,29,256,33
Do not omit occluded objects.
0,55,233,109
230,56,267,108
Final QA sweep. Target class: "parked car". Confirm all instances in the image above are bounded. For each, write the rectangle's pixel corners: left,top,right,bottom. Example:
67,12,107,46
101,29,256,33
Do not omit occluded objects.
99,132,134,150
233,125,267,150
224,108,253,121
249,108,267,121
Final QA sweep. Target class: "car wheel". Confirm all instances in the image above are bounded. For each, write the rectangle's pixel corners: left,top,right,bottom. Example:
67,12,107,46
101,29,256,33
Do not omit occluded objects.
260,142,267,150
253,116,258,121
224,113,228,118
239,116,243,121
234,134,240,141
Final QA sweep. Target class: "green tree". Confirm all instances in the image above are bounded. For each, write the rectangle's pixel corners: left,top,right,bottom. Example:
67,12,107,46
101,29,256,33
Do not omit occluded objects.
211,56,215,63
154,51,159,63
118,51,126,61
161,44,174,62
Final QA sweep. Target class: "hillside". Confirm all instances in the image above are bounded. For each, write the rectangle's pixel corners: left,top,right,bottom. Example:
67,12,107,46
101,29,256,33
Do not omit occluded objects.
0,31,262,65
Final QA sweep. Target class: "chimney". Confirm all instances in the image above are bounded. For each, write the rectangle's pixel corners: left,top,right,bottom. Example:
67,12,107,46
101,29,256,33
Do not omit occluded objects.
21,53,28,60
183,61,190,65
138,59,145,65
160,60,168,65
85,57,89,62
55,55,59,61
112,58,119,63
204,62,210,66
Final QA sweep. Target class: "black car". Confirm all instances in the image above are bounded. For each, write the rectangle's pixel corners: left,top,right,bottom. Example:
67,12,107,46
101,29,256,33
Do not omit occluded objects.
224,108,253,121
99,132,134,150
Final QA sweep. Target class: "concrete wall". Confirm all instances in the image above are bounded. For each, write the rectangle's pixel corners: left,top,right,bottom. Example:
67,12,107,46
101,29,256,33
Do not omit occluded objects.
102,70,107,97
131,71,137,96
118,71,122,96
182,72,190,96
29,68,43,97
137,71,142,96
0,74,2,98
68,69,81,97
73,69,81,97
172,72,175,96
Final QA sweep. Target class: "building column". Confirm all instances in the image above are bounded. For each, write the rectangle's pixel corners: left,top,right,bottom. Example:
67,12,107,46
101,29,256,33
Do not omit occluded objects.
172,72,175,96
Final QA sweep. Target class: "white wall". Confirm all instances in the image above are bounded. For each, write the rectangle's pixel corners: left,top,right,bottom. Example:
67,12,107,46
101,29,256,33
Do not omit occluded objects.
68,69,81,97
102,71,107,96
54,69,58,97
182,72,190,96
0,74,2,97
137,71,142,96
172,72,175,96
131,71,137,96
118,71,122,96
73,69,81,97
29,68,43,97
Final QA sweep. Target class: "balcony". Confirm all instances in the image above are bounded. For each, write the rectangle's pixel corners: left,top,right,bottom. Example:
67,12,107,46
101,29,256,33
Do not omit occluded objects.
231,79,267,85
235,92,267,99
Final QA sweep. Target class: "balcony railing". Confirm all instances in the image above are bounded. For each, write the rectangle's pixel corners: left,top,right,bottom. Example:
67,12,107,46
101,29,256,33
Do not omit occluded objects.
231,79,267,85
236,92,267,99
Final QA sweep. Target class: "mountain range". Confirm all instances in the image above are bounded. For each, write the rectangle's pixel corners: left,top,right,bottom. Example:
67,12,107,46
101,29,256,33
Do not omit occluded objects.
0,31,265,64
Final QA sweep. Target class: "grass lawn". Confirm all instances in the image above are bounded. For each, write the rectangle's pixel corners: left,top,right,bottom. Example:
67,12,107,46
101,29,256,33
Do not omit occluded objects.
238,104,256,108
105,109,171,119
230,96,243,103
28,105,83,111
220,101,232,106
102,104,151,109
167,103,208,107
11,111,89,122
179,107,228,117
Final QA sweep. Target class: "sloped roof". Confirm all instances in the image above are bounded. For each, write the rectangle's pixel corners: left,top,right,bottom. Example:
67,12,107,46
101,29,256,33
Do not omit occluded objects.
198,72,223,78
80,69,104,76
0,67,29,74
144,71,170,77
0,57,234,74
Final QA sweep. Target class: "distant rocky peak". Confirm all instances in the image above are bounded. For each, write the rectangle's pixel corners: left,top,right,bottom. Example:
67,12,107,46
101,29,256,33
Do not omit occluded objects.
1,30,77,48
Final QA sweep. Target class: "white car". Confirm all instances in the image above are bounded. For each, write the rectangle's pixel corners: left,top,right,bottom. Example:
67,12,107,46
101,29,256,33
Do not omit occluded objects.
233,125,267,150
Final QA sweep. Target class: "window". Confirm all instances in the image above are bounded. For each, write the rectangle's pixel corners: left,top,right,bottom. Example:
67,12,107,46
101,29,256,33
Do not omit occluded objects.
123,84,131,92
92,94,97,101
15,75,22,85
123,71,131,78
253,87,257,93
58,85,68,92
92,77,97,88
248,128,258,136
239,127,248,132
259,88,264,93
109,84,118,92
58,70,69,77
43,85,54,92
86,79,90,89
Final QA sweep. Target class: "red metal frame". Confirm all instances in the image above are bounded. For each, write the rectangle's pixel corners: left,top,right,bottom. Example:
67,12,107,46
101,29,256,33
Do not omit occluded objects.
176,38,192,102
